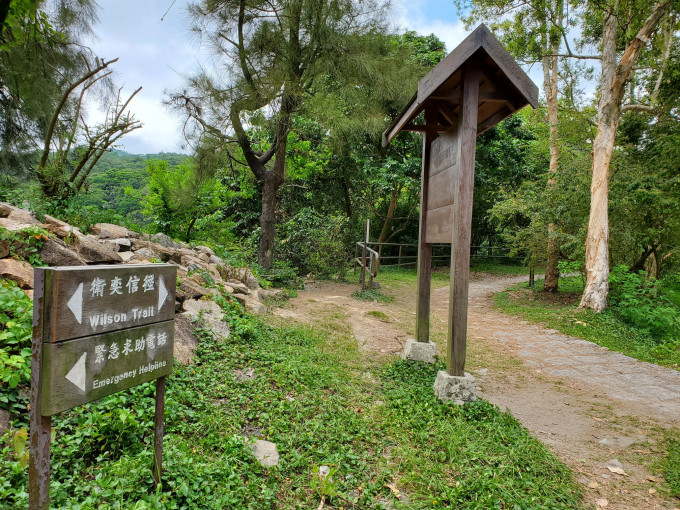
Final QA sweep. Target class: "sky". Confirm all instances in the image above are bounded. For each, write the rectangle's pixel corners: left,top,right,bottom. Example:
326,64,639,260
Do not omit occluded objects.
85,1,480,154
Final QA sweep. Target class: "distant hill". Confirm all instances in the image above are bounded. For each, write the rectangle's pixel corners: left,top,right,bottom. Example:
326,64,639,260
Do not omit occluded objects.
90,150,189,174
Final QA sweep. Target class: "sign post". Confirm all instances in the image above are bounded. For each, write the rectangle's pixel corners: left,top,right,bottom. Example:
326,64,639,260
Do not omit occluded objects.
383,25,538,402
29,264,176,509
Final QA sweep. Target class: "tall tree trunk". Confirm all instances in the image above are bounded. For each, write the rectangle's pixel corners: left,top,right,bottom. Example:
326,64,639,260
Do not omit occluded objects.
543,4,562,292
579,0,670,311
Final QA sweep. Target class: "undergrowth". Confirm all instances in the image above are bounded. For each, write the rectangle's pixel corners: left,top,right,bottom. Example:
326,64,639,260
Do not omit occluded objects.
1,285,582,508
664,438,680,498
351,288,394,303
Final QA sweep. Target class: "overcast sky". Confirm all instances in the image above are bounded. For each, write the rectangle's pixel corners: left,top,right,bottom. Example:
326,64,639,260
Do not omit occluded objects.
85,1,485,154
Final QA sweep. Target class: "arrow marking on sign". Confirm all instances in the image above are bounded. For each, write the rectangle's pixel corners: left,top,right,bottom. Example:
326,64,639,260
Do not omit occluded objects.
158,276,168,310
65,352,87,392
67,282,83,324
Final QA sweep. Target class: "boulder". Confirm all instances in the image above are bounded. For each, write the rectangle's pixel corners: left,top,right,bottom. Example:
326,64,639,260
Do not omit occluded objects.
118,251,135,262
0,203,10,217
209,254,223,265
182,299,230,339
0,203,39,226
132,248,156,260
246,275,260,290
110,238,132,252
0,259,34,289
233,294,267,315
227,280,250,295
92,223,133,239
72,235,122,264
150,233,178,249
194,251,211,264
41,215,83,239
258,288,282,301
23,289,33,300
0,239,9,258
39,238,86,266
194,245,215,256
179,277,214,300
173,313,199,365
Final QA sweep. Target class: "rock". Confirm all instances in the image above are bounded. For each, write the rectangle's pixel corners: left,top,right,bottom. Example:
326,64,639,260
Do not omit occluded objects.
0,203,10,217
110,238,132,252
119,252,135,262
245,299,267,315
0,203,39,227
0,239,9,258
401,339,437,363
232,294,267,315
257,288,282,301
23,289,33,300
209,254,223,265
433,371,477,405
39,238,86,266
133,248,156,260
173,313,199,365
194,245,214,256
150,233,179,249
182,299,230,339
0,409,9,435
227,280,250,295
370,281,381,289
179,278,214,300
318,465,331,479
72,235,122,264
0,259,34,288
604,459,628,476
234,367,256,381
194,251,210,263
92,223,133,239
251,440,279,467
246,275,260,290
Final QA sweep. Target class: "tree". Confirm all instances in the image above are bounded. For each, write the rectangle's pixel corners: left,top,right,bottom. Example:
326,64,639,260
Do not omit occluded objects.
34,58,142,201
459,0,570,291
579,0,673,311
169,0,402,268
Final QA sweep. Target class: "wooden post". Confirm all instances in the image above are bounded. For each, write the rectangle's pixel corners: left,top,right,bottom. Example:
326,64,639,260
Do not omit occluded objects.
354,244,358,275
153,376,166,487
415,108,438,343
360,219,369,291
398,245,403,268
29,269,51,510
447,62,480,377
529,266,535,288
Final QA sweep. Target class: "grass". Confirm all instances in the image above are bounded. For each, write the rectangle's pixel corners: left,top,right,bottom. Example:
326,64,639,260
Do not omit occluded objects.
494,276,680,369
366,310,390,321
664,437,680,498
1,287,583,509
351,288,394,303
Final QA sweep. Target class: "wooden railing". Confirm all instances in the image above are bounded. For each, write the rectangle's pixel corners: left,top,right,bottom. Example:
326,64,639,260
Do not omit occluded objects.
353,242,523,272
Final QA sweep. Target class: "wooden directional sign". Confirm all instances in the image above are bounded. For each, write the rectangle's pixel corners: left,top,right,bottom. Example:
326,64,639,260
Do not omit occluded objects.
30,263,177,509
35,264,176,414
42,264,176,343
41,320,174,415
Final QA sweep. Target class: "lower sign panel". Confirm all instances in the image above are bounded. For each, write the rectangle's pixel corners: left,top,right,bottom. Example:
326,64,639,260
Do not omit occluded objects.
41,320,174,416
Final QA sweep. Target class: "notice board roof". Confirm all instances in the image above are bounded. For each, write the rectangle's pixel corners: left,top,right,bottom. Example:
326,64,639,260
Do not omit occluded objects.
383,24,538,146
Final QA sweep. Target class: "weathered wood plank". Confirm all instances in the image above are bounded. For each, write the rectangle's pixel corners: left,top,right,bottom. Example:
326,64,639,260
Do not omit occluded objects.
448,61,480,377
430,127,459,178
427,164,456,211
425,204,454,244
43,265,176,343
415,108,438,343
41,320,175,415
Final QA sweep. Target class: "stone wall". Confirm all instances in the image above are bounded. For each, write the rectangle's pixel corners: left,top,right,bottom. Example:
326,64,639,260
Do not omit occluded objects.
0,202,273,365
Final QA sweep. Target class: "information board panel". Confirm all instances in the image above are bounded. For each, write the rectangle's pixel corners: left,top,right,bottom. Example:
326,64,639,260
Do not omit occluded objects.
42,265,176,343
41,320,174,416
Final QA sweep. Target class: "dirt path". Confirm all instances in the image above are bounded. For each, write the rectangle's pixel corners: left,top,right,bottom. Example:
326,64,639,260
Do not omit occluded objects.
274,274,680,510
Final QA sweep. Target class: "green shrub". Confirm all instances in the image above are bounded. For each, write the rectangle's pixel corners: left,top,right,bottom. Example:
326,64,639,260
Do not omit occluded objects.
665,438,680,497
608,265,679,339
0,279,32,417
276,208,349,278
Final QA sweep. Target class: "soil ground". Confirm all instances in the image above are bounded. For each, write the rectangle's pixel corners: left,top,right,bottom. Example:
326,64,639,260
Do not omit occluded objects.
274,272,680,510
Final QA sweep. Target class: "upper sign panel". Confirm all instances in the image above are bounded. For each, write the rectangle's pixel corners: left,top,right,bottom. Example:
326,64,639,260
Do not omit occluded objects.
42,265,176,343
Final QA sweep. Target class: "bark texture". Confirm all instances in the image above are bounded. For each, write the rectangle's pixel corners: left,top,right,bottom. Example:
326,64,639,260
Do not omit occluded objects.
580,1,670,312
